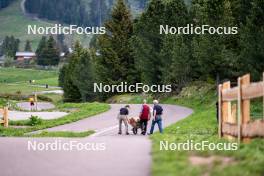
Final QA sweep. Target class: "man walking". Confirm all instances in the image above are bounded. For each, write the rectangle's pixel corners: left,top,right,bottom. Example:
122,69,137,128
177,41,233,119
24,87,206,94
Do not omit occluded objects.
139,99,151,135
149,100,163,134
118,105,130,135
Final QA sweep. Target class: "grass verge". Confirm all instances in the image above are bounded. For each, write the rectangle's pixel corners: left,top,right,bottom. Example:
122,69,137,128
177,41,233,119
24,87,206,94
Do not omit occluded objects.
26,130,94,138
151,82,264,176
0,102,110,137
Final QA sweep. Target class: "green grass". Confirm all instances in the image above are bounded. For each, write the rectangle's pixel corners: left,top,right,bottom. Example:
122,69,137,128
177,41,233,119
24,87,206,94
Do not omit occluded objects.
0,98,7,107
1,102,110,137
27,130,94,138
33,77,59,87
0,67,60,97
151,82,264,176
0,83,58,95
106,93,154,104
0,67,58,83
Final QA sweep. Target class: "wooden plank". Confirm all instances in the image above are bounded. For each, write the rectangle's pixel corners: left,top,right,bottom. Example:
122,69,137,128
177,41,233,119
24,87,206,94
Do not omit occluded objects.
241,82,264,100
218,84,223,138
3,107,8,127
222,87,238,101
222,81,234,140
222,81,264,101
0,120,4,124
222,120,264,137
222,82,231,123
237,77,242,142
241,74,251,143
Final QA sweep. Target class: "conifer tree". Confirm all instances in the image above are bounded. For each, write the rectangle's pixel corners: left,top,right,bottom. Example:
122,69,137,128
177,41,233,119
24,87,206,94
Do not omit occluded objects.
24,40,32,51
37,36,60,66
96,0,137,88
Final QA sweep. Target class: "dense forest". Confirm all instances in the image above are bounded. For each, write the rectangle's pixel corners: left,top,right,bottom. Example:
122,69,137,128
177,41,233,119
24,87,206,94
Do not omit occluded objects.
60,0,264,102
24,0,149,26
0,0,14,9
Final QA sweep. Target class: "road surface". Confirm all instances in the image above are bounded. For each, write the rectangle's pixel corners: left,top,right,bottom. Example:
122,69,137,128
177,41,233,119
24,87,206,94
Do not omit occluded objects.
0,104,193,176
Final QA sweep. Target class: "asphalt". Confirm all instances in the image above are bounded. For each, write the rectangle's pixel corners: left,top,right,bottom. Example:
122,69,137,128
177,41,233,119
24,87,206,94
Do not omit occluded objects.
0,104,193,176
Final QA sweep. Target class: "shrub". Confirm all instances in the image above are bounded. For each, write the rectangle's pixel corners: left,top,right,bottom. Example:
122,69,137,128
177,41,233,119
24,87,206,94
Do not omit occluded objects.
28,115,43,126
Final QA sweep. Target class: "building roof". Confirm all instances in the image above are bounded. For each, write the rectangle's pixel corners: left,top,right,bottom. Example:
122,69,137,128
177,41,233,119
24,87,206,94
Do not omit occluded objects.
15,52,36,57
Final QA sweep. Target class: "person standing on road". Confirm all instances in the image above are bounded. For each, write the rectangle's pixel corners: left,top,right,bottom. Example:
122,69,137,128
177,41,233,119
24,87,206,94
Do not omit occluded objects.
29,97,35,111
149,100,163,134
118,105,130,135
139,99,151,135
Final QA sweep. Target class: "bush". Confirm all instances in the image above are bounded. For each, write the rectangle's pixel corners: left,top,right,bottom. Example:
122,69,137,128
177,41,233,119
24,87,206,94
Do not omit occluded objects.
28,115,43,126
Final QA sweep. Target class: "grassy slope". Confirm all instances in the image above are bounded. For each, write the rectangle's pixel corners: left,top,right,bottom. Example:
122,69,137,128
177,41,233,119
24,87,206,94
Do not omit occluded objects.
0,67,58,83
0,0,91,50
0,0,53,50
151,83,264,176
0,67,59,96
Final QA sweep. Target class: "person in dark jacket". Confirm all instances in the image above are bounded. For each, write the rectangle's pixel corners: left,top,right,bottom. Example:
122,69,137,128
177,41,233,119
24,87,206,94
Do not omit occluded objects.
149,100,163,134
139,99,151,135
117,105,130,135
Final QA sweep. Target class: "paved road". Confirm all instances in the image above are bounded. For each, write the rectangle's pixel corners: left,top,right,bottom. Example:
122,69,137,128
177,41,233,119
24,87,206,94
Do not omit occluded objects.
8,111,68,120
7,102,67,121
0,104,193,176
17,102,55,111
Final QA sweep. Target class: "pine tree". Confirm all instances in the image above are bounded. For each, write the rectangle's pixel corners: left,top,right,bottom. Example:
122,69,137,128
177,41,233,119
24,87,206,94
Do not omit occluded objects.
36,36,47,65
72,42,97,101
96,0,137,89
159,0,192,89
191,0,237,81
131,0,166,85
37,36,60,66
62,41,97,102
239,0,264,80
24,40,32,51
1,35,20,58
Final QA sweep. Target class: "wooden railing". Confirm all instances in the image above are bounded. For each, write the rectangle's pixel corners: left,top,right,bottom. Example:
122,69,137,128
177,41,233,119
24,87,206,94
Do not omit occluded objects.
218,73,264,142
0,107,8,127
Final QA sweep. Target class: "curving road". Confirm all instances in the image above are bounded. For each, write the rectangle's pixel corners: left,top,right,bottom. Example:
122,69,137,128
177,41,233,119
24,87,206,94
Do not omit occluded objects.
0,104,192,176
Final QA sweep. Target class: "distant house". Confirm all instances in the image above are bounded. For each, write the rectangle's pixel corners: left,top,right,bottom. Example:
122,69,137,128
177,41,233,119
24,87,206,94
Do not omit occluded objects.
15,52,36,62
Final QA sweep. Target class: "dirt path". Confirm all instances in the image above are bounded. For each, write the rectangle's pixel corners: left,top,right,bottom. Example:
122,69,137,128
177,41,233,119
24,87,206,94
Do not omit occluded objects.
0,104,193,176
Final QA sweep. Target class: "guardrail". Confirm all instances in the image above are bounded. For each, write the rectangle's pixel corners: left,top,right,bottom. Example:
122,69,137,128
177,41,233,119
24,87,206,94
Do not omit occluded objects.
218,73,264,142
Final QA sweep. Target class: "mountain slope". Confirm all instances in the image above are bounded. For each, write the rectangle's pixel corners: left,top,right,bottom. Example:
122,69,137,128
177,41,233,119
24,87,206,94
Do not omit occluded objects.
0,0,91,51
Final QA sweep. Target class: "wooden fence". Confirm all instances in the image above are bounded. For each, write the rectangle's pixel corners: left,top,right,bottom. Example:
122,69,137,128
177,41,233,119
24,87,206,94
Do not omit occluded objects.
0,107,8,127
218,73,264,142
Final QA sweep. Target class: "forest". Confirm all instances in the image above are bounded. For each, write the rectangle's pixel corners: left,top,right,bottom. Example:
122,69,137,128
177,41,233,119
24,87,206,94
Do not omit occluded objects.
24,0,148,26
0,0,14,9
60,0,264,102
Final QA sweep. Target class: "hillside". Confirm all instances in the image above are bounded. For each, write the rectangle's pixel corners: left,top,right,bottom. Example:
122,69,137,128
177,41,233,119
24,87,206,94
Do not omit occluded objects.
0,0,192,51
0,0,91,51
0,0,53,50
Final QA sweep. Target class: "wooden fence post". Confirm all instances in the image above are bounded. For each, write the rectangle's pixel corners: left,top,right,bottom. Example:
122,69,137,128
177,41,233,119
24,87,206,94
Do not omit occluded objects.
241,74,251,143
3,107,8,127
222,81,234,140
237,77,242,142
218,84,223,138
